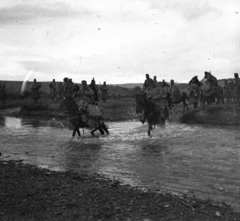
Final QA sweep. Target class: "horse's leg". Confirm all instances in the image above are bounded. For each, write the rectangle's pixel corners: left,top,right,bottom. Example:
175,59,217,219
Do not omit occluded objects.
147,122,153,137
148,126,153,137
98,126,105,135
182,99,188,112
90,128,98,136
101,122,109,135
76,128,81,137
72,126,78,138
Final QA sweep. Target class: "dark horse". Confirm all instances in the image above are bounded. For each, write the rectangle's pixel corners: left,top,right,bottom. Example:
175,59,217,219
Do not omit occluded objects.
60,96,109,138
135,92,168,136
189,76,224,105
166,90,189,112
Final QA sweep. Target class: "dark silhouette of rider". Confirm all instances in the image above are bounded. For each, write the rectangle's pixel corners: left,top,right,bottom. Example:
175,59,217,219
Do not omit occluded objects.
89,78,99,103
234,73,240,102
143,74,154,91
204,71,218,87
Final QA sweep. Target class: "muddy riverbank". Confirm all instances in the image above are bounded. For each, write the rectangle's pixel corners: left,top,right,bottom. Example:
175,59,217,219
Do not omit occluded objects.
1,160,239,221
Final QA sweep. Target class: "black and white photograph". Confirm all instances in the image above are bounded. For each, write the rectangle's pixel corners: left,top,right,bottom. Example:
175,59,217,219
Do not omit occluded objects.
0,0,240,220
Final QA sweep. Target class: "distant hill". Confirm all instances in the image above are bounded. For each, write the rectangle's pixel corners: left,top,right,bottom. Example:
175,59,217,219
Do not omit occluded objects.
111,83,143,89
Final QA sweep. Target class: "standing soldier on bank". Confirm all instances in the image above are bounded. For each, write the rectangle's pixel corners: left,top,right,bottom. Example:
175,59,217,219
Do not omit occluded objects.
189,81,200,109
57,82,64,102
100,81,108,103
63,78,74,97
49,79,57,101
31,79,41,103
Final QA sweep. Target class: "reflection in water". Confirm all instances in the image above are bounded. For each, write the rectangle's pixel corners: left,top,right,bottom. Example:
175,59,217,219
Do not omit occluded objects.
4,117,22,128
0,117,239,211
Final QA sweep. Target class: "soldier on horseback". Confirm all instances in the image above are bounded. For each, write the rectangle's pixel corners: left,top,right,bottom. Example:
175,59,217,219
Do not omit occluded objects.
197,72,223,105
147,80,169,123
140,79,169,124
234,73,240,103
143,74,155,90
75,80,95,122
205,71,218,87
73,80,109,136
89,78,99,103
188,81,200,108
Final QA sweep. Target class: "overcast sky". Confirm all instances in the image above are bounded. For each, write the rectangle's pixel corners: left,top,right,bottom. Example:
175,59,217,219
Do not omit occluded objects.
0,0,240,84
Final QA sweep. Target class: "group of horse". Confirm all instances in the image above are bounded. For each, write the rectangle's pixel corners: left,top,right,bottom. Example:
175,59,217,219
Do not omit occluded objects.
135,76,226,136
60,76,226,137
189,76,224,106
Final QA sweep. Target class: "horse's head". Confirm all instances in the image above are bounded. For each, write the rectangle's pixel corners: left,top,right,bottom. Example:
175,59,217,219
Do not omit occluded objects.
189,76,201,87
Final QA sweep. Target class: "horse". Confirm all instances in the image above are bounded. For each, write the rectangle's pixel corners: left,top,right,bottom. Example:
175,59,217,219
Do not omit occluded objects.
188,76,202,108
60,96,109,138
189,76,224,105
201,78,224,105
135,92,168,136
166,90,189,112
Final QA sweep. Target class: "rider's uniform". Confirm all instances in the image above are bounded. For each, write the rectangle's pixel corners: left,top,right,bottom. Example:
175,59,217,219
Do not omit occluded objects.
143,78,154,91
146,84,169,122
76,86,94,113
206,74,218,87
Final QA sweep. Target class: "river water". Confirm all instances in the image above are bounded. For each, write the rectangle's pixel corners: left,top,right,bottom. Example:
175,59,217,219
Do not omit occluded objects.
0,116,239,211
